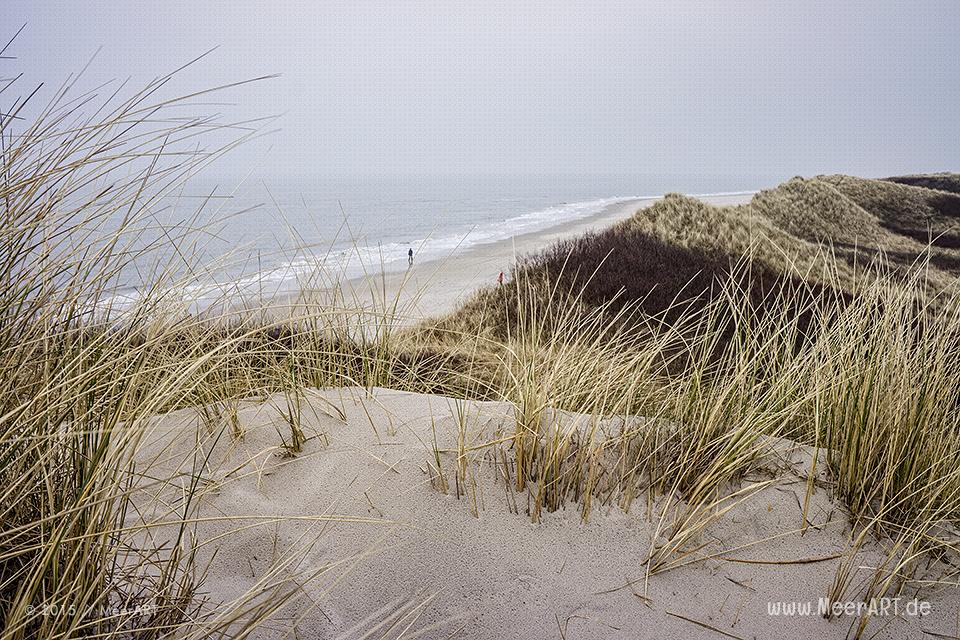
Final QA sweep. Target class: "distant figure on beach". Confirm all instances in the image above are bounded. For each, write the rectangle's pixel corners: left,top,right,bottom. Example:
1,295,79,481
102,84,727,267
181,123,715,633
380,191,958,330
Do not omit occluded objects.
407,247,414,267
497,271,504,287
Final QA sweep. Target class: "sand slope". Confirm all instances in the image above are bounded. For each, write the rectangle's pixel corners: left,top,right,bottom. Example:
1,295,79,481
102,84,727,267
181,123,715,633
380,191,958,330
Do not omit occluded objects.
136,388,959,639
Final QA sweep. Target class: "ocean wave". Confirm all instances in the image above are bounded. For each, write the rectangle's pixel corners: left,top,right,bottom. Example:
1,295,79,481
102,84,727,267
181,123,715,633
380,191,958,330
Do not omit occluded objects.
98,195,645,314
281,195,636,279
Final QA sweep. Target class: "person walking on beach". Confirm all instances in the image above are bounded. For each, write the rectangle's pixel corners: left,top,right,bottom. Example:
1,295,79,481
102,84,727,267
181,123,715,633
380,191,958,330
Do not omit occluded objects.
407,247,414,267
497,271,504,287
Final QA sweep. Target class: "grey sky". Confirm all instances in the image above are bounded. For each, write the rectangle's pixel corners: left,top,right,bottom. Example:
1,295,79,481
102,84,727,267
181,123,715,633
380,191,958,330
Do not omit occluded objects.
3,1,959,183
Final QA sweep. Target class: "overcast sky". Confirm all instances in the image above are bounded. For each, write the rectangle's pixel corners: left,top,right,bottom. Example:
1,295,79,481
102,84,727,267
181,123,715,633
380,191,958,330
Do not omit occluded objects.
3,1,959,184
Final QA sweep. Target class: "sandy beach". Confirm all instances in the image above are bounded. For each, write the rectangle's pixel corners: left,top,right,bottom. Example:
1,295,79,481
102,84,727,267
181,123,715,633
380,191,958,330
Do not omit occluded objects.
301,192,756,323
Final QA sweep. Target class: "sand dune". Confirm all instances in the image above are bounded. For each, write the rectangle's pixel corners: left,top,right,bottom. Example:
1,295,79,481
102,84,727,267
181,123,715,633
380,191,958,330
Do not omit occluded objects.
137,388,960,639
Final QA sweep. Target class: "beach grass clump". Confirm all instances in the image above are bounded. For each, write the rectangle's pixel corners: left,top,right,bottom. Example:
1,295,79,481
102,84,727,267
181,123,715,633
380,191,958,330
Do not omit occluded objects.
0,62,469,636
802,273,960,637
468,258,801,525
0,62,326,636
441,236,960,594
813,279,960,527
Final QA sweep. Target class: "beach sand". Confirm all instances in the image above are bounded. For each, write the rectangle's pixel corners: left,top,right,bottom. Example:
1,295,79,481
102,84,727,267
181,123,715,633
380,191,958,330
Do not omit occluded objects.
290,193,755,324
138,387,959,639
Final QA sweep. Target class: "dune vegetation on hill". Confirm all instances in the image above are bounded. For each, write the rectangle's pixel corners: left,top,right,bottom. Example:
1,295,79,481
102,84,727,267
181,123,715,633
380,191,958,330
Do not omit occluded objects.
434,173,960,341
884,172,960,195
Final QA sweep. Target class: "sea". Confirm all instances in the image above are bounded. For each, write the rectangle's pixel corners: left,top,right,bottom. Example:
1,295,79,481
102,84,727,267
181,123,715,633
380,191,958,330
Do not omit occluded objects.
107,173,764,310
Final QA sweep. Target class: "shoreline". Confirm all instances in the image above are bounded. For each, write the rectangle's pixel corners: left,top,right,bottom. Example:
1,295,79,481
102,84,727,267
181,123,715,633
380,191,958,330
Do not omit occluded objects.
218,190,756,325
328,191,756,322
